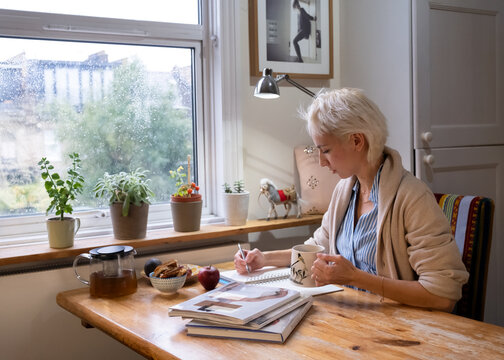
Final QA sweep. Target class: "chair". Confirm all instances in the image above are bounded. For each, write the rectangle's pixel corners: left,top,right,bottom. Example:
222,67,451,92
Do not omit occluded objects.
434,193,495,321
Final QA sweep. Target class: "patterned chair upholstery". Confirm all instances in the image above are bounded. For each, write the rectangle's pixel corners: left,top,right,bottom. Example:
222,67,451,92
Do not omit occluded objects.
434,193,495,321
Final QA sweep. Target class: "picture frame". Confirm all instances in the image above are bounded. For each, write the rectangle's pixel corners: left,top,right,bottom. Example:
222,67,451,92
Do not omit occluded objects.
249,0,333,79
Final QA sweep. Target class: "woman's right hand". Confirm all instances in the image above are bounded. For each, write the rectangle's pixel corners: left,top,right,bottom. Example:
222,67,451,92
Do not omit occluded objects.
233,248,265,274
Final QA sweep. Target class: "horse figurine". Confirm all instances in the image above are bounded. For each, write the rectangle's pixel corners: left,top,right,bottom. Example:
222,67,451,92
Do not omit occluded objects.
259,178,302,220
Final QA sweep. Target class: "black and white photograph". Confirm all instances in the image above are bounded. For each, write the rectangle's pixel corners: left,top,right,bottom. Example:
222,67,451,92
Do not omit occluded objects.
250,0,333,78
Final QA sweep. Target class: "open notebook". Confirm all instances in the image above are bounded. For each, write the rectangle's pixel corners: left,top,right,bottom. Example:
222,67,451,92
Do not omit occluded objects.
220,266,343,297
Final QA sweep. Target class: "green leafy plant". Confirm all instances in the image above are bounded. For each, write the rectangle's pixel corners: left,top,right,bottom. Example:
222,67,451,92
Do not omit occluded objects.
233,180,245,193
223,180,246,193
170,165,200,198
223,183,232,193
38,153,84,220
93,168,154,216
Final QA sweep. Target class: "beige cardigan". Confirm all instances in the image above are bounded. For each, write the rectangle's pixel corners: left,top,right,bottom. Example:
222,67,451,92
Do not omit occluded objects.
305,147,469,301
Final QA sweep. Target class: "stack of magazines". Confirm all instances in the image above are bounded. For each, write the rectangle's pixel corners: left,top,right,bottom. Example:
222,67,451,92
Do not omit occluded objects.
168,281,313,343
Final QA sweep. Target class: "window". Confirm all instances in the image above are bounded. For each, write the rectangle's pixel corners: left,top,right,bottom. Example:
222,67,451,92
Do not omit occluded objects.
0,1,239,245
0,0,199,24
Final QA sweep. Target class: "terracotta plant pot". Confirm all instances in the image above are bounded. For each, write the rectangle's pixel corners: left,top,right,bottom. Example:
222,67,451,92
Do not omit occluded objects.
222,191,250,226
46,216,80,249
170,194,202,232
110,202,149,240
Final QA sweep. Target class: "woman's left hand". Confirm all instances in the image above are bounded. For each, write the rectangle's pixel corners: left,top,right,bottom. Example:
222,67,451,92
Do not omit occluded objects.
311,253,358,286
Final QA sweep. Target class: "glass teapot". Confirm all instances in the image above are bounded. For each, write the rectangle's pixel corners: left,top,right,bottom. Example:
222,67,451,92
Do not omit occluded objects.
73,245,137,298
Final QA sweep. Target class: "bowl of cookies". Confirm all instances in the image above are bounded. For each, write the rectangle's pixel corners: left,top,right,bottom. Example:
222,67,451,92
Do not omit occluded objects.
149,260,188,294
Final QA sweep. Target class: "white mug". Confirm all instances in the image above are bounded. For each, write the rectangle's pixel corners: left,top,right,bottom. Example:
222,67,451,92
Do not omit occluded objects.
290,244,325,287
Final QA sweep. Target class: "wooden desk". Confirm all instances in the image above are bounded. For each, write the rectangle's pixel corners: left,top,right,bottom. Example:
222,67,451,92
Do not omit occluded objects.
57,263,504,360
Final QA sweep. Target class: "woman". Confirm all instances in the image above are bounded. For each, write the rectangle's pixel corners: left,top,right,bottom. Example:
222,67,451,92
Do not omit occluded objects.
292,0,317,63
235,88,468,312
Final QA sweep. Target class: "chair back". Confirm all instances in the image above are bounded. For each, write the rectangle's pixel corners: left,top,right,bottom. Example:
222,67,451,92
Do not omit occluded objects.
434,193,494,321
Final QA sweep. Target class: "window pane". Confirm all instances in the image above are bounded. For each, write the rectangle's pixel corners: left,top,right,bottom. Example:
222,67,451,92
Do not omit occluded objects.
0,0,200,24
0,38,195,217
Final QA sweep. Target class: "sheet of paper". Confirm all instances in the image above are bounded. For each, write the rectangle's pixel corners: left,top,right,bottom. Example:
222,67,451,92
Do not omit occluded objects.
219,267,343,296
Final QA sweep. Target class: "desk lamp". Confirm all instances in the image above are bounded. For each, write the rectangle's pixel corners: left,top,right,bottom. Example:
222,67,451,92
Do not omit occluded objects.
254,68,316,99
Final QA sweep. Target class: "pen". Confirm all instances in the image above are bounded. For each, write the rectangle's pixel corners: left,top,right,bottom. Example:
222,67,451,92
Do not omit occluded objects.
238,243,251,273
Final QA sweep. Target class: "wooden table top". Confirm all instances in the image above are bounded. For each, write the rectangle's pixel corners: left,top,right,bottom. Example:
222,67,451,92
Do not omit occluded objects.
57,263,504,360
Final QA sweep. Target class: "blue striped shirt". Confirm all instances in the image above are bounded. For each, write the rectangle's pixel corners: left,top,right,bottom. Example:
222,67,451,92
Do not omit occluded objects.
336,165,383,275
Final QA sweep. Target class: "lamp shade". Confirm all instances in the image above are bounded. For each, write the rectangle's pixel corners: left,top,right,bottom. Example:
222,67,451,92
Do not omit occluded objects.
254,68,280,99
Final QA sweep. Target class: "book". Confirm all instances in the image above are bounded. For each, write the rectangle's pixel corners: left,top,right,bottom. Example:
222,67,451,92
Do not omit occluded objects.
185,297,313,343
168,281,300,325
220,266,344,297
189,295,312,330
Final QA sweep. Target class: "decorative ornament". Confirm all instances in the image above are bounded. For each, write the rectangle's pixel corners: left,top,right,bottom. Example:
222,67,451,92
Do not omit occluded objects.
259,178,302,220
306,175,319,190
304,145,316,157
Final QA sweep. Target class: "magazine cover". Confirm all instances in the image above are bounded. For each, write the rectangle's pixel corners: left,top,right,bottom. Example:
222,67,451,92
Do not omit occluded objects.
189,296,312,330
186,298,314,343
169,282,300,325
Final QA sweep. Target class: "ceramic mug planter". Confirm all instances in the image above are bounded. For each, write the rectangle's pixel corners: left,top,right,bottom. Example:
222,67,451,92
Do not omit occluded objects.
46,217,80,249
170,194,202,232
110,202,149,240
222,191,250,226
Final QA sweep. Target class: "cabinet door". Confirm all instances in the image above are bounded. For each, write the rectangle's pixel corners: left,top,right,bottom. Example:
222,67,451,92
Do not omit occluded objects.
415,146,504,198
415,145,504,326
413,0,504,149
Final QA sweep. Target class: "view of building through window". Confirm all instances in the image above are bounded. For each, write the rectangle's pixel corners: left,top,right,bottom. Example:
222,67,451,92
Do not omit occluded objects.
0,38,195,217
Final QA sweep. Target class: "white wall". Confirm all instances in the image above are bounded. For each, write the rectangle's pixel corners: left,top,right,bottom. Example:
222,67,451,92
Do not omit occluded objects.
239,0,341,221
239,0,412,252
0,266,142,360
0,244,240,360
340,0,413,170
239,0,412,212
238,0,341,249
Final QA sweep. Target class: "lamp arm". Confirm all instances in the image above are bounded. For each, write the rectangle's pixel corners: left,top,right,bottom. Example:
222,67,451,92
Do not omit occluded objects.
275,74,316,98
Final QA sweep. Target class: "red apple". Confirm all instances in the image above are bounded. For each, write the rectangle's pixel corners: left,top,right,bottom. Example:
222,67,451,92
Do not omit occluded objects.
198,265,220,290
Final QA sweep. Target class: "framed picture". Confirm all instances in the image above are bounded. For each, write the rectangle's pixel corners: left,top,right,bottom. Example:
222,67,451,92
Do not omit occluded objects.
249,0,333,79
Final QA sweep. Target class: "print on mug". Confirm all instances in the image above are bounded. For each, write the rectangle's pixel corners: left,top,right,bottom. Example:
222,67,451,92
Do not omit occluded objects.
290,244,325,287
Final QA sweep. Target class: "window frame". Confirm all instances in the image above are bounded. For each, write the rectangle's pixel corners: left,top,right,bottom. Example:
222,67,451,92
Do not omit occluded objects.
0,1,241,245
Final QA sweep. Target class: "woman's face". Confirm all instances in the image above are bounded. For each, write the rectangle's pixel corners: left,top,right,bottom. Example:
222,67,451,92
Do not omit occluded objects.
312,132,362,179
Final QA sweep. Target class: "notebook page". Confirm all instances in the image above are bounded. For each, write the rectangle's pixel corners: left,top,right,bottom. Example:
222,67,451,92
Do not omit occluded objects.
255,277,343,297
219,267,343,296
220,267,289,284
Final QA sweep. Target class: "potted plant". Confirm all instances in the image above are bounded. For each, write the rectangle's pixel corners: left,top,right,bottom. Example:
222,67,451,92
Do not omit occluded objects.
170,155,202,232
222,180,250,226
94,168,154,240
38,153,84,249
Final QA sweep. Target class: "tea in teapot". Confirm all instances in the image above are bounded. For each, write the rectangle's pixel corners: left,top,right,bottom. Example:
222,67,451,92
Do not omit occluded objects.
73,245,137,298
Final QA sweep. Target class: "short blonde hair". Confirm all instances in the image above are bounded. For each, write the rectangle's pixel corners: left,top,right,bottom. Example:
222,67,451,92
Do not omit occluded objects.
303,88,388,164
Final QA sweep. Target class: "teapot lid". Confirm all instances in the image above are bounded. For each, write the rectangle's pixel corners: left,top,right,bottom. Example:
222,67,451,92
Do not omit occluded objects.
90,245,135,259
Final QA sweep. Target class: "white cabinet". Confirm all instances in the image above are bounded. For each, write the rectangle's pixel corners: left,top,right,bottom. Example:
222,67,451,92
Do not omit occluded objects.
413,0,504,148
413,0,504,326
415,147,504,196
